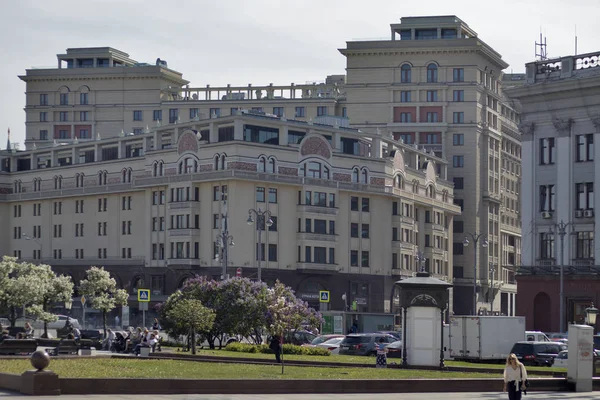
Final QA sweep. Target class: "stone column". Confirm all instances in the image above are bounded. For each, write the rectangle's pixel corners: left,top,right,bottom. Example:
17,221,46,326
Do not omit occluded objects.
209,122,218,143
593,117,600,261
554,118,573,262
518,122,535,265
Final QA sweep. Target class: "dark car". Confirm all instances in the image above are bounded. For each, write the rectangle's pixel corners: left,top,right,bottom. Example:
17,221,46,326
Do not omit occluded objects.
510,341,562,366
594,335,600,351
338,333,396,356
386,340,403,358
283,330,317,346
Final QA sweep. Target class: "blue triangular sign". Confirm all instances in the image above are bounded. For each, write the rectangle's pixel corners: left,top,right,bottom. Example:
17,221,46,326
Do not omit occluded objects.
140,291,148,300
321,292,328,301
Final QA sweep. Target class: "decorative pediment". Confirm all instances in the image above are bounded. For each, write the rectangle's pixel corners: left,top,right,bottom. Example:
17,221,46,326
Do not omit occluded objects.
177,131,199,155
299,135,331,160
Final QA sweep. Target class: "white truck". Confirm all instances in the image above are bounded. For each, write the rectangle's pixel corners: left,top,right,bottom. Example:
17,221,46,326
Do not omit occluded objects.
448,316,526,361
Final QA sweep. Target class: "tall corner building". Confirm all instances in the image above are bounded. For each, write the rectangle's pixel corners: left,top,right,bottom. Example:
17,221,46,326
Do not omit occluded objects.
339,16,522,315
1,15,521,319
505,52,600,332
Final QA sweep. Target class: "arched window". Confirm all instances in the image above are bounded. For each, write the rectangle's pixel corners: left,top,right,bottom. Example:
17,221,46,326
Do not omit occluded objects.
413,180,419,194
269,157,276,173
361,168,368,184
75,173,84,187
302,161,328,179
121,168,131,183
54,176,62,190
395,175,404,189
214,155,220,171
14,180,21,193
152,162,158,177
258,157,266,173
158,161,164,176
401,64,411,83
185,158,194,173
427,63,438,83
427,185,435,198
221,154,226,170
98,171,107,185
352,168,359,183
33,178,41,192
323,166,330,180
178,161,183,175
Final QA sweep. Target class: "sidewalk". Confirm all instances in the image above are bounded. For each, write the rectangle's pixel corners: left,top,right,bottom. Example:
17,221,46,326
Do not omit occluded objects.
1,391,599,400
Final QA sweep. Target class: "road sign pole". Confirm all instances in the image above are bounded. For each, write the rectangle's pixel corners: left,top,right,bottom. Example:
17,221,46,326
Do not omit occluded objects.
143,309,146,329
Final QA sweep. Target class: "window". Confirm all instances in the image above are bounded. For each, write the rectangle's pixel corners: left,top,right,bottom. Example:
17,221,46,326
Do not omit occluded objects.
453,68,464,82
427,64,438,83
540,138,555,165
39,130,48,140
361,224,370,238
453,155,464,167
539,233,555,259
426,90,438,102
301,161,329,179
351,223,358,238
314,247,326,263
59,112,68,122
317,106,327,116
268,188,277,203
426,112,439,122
256,187,265,202
453,112,464,124
576,134,594,162
453,134,464,146
329,193,335,208
392,227,398,241
295,107,305,117
133,110,143,121
401,64,411,83
350,250,358,266
361,251,370,267
453,90,464,102
40,112,47,122
169,108,179,124
362,198,370,212
576,232,594,259
80,93,88,105
351,196,359,211
40,94,48,105
53,224,62,238
268,244,278,262
53,249,62,260
153,110,162,121
453,177,464,189
273,107,284,117
122,196,132,210
60,93,68,105
575,182,594,210
400,113,412,122
454,199,464,210
400,91,411,102
539,185,555,211
453,220,464,233
189,108,199,119
269,216,278,232
53,201,62,215
210,108,221,118
453,242,464,255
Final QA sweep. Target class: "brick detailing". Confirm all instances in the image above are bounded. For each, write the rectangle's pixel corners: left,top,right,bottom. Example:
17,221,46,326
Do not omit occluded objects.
199,164,213,172
228,162,257,172
333,173,351,182
108,177,121,184
392,149,405,172
177,131,199,155
278,166,298,176
84,178,97,186
63,181,75,189
370,177,385,186
300,136,331,159
165,168,177,176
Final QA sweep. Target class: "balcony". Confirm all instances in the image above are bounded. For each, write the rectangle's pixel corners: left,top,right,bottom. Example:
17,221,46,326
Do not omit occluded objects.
168,201,200,211
296,232,338,243
296,204,339,216
572,259,594,267
21,257,144,266
166,258,199,266
168,228,200,237
536,259,556,267
401,216,415,225
296,262,338,274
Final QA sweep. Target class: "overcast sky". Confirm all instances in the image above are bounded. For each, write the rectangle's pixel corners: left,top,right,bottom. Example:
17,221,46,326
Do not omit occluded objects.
1,0,599,147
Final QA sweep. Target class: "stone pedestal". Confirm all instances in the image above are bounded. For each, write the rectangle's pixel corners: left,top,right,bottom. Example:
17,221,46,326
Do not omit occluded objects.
20,370,60,396
568,324,594,392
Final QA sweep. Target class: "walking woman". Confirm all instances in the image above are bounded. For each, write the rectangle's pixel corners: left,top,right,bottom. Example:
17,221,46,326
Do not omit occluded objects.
503,353,528,400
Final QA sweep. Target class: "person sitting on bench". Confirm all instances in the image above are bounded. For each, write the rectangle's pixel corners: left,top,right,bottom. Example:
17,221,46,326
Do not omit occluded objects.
0,330,14,343
133,333,157,355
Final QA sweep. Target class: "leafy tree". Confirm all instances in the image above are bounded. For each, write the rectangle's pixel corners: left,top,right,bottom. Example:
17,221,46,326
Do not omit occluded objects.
166,298,215,355
79,267,128,336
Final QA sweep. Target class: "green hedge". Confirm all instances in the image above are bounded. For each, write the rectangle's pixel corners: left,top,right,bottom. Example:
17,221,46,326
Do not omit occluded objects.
224,342,330,356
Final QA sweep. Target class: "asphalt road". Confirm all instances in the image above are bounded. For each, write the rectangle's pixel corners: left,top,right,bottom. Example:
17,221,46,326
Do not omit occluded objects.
1,392,599,400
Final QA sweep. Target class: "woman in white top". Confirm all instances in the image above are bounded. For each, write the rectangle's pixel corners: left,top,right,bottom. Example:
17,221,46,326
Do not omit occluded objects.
503,353,528,400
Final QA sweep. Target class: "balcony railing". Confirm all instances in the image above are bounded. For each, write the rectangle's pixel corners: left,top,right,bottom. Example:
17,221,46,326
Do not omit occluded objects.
296,204,339,216
296,232,338,243
20,257,144,266
168,201,201,210
168,228,200,237
296,262,338,273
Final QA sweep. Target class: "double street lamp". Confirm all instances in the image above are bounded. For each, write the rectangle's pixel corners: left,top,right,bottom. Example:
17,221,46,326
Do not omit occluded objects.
23,233,42,258
247,208,273,282
216,231,234,280
463,232,488,316
489,263,496,314
549,220,572,333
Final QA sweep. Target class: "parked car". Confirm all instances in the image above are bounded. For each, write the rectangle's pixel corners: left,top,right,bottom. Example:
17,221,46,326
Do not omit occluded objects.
15,315,81,330
0,318,10,328
510,341,562,366
284,330,317,346
338,333,396,356
594,335,600,351
376,331,402,340
316,337,344,354
553,350,599,369
303,334,345,348
386,340,403,358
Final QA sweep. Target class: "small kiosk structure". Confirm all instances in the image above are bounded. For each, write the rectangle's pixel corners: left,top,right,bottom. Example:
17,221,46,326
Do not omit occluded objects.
395,270,452,368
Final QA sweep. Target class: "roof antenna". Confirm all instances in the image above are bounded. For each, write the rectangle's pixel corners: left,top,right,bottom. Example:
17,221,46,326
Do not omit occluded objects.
535,30,547,61
574,25,578,55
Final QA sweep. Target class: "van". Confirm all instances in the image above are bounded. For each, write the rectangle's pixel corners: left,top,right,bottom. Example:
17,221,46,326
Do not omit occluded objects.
526,331,550,342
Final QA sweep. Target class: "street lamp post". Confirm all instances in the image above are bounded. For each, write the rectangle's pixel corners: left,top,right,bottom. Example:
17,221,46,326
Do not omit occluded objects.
216,230,234,280
247,208,273,282
23,233,42,258
463,232,488,315
551,221,571,334
489,263,496,314
585,303,598,331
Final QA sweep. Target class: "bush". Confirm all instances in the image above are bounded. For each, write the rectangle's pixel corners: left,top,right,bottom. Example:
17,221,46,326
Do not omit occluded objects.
225,342,330,356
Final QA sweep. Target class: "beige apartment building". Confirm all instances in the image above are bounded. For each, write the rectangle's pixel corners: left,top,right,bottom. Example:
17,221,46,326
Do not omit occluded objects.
11,15,521,316
1,111,460,317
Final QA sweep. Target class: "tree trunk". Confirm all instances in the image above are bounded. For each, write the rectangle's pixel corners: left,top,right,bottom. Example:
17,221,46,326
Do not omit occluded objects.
43,300,48,338
9,306,16,328
102,310,107,338
191,326,196,355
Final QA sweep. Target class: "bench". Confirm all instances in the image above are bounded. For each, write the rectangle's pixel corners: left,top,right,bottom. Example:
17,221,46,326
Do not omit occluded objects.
49,339,79,356
80,330,104,350
0,339,38,355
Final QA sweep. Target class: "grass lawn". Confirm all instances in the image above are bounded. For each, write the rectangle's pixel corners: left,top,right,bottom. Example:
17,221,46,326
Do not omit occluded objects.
170,348,565,374
0,358,502,379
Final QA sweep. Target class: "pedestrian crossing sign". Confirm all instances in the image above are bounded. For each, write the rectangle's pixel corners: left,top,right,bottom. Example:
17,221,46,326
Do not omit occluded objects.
319,291,330,303
138,289,150,302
